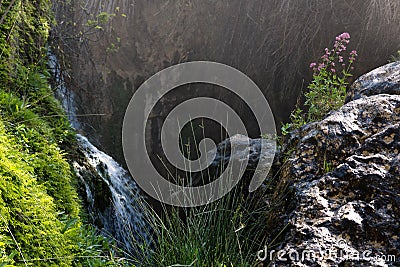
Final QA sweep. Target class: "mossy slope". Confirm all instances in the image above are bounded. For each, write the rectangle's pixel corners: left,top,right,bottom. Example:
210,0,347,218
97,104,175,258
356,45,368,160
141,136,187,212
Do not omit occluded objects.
0,0,119,266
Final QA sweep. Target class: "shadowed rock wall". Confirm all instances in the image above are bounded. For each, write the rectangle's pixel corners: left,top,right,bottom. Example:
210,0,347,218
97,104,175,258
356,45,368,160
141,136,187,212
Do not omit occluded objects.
53,0,400,165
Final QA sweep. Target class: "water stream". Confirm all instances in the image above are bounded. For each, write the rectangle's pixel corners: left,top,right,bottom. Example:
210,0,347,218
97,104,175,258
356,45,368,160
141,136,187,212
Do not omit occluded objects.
73,134,151,252
48,52,150,253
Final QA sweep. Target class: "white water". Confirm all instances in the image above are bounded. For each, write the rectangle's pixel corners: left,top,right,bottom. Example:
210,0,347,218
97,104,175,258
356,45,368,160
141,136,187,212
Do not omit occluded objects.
48,53,81,129
74,134,151,252
49,51,151,253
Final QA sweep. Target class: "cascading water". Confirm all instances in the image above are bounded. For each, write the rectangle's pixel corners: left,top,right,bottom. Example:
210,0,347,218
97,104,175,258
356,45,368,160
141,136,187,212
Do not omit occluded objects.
48,52,151,253
73,135,151,252
48,53,81,130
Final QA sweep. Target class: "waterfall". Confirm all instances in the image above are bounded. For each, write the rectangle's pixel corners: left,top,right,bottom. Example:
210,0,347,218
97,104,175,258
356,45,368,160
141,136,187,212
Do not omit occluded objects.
73,134,151,253
48,51,151,254
48,53,81,129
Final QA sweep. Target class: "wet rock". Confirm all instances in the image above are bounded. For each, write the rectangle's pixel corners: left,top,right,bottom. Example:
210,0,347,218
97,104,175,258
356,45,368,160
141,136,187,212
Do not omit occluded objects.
270,63,400,266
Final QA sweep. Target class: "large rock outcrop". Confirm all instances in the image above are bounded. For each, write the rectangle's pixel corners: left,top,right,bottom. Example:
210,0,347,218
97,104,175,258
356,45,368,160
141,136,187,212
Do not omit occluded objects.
268,62,400,266
201,62,400,266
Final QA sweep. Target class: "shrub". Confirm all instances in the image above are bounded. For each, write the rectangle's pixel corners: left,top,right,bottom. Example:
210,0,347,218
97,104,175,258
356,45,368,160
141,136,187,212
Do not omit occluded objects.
282,32,358,134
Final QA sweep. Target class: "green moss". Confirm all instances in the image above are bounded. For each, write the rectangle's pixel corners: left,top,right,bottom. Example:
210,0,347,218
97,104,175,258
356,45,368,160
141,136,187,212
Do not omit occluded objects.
0,121,74,266
0,0,123,266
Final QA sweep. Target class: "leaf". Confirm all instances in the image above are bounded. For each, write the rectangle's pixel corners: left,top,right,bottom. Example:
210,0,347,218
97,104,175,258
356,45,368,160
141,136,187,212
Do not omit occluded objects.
61,218,78,234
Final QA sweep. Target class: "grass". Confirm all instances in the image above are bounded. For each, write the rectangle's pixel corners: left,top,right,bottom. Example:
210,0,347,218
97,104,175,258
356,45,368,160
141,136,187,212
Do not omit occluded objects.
125,186,273,267
116,120,285,267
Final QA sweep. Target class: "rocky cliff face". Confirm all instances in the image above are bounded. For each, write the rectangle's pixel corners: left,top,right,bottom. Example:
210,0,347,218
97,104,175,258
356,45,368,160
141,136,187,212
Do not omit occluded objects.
201,62,400,266
271,63,400,266
53,0,400,165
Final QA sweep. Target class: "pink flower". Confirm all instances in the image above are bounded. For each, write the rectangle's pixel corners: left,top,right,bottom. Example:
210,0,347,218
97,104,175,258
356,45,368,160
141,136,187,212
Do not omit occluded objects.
325,48,331,55
334,42,340,48
349,50,358,61
350,50,358,56
338,32,350,39
310,32,355,76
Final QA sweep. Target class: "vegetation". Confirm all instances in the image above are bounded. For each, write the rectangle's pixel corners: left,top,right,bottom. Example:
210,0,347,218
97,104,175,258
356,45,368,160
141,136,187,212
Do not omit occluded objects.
127,185,273,267
389,50,400,62
123,32,361,267
0,1,375,266
282,32,358,134
122,123,283,267
0,0,122,266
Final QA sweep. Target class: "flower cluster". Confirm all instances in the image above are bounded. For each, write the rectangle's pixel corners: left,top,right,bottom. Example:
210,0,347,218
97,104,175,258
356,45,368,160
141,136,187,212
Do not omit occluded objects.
349,50,358,62
306,32,358,121
310,32,357,74
283,32,359,135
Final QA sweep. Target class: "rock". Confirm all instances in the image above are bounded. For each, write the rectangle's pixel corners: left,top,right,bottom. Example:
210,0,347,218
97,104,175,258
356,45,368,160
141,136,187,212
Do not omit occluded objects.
346,61,400,102
269,63,400,266
191,134,276,190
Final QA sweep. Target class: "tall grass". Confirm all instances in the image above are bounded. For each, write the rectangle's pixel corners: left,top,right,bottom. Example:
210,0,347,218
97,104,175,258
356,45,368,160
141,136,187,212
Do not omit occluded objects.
126,185,271,267
118,121,279,267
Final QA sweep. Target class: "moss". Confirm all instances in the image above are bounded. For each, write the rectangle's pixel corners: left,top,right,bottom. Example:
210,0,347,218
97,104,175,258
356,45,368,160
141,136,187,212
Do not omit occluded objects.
0,0,122,266
0,121,74,266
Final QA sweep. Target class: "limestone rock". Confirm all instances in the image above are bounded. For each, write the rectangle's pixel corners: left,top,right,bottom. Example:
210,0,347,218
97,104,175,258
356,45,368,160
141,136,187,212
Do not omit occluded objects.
271,63,400,266
346,61,400,102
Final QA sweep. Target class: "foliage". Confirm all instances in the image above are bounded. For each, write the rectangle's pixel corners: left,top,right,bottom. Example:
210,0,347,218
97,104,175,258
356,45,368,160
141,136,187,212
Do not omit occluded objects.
128,184,271,267
389,50,400,62
87,12,116,30
122,124,282,267
282,32,358,134
0,121,75,266
323,159,333,174
0,0,123,266
281,107,304,136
